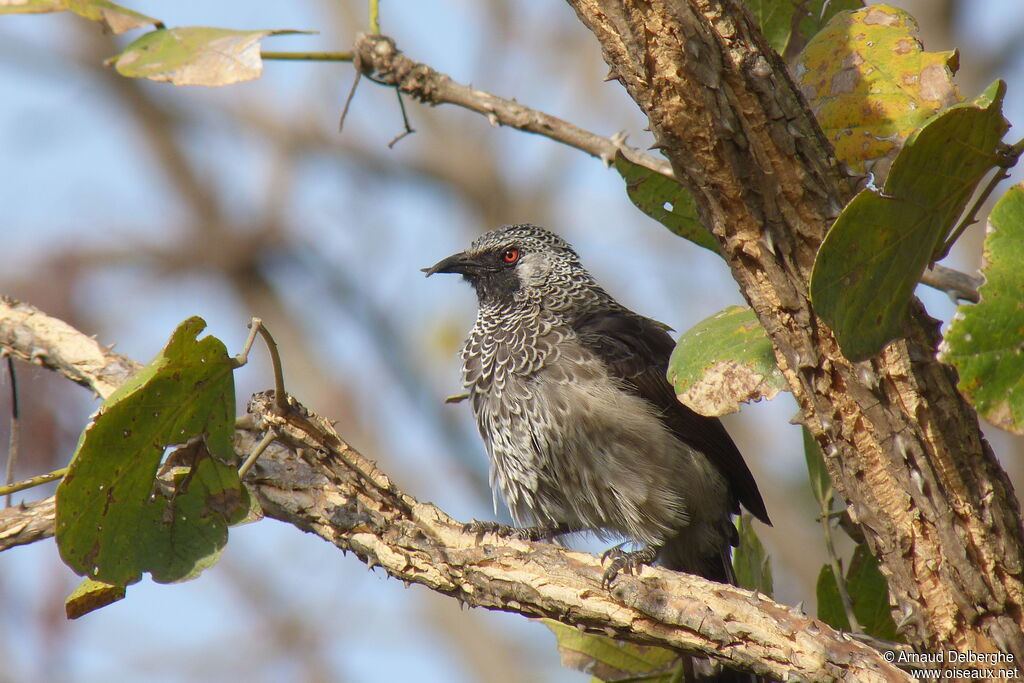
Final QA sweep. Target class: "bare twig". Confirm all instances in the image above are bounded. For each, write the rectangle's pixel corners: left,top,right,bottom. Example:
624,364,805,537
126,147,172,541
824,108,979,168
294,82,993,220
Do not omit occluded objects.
4,355,18,507
351,33,672,176
260,51,354,61
920,263,982,304
0,467,67,498
386,87,415,148
935,140,1024,261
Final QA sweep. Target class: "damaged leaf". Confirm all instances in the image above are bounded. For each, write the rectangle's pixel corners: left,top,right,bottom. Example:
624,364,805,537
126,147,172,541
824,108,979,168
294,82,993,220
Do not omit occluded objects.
112,27,310,86
796,4,961,180
668,306,786,416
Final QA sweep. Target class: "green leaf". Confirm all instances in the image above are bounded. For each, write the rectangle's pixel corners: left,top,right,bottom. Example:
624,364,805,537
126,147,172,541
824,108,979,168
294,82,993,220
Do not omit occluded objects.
56,317,243,586
816,545,900,640
749,0,863,57
846,544,900,641
541,619,679,682
816,563,850,632
0,0,159,33
65,578,126,619
810,80,1009,361
941,183,1024,434
65,0,160,34
796,4,961,178
733,513,773,596
668,306,786,416
613,151,719,254
802,426,832,508
112,27,311,86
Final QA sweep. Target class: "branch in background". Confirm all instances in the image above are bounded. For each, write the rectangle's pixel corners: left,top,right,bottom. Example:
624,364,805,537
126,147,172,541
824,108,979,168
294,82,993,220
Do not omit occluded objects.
0,297,140,398
921,264,981,304
348,33,981,303
351,33,674,177
0,302,911,682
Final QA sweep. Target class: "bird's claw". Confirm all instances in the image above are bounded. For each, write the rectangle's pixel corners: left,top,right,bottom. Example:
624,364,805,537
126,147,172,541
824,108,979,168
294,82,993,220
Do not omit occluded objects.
463,519,517,537
600,544,657,588
463,520,573,542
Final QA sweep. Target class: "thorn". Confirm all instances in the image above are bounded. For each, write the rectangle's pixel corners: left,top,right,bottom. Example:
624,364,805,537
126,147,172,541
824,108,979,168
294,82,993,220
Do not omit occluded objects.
603,68,621,82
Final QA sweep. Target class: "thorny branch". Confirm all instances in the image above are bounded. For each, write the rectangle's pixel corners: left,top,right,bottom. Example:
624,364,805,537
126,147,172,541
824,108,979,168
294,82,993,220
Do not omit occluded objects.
563,0,1022,660
0,299,911,681
348,33,979,302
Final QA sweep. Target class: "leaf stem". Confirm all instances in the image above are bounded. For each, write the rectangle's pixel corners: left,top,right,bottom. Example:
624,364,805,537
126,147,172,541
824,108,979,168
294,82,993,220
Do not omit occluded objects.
0,467,67,497
260,51,354,62
936,138,1024,260
4,356,19,507
369,0,380,33
821,505,862,633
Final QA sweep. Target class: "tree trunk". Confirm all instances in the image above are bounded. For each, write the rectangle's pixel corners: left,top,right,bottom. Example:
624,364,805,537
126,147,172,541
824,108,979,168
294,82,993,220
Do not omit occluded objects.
565,0,1024,659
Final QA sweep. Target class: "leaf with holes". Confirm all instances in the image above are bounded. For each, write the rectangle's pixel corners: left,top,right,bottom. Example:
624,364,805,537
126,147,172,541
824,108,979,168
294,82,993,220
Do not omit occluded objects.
668,306,786,416
810,80,1008,361
795,4,961,180
941,183,1024,434
55,317,244,586
112,27,311,86
614,152,719,254
541,619,679,682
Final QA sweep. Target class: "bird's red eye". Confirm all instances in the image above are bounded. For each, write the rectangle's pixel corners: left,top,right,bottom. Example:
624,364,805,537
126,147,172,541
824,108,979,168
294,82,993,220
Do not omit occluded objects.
502,248,520,264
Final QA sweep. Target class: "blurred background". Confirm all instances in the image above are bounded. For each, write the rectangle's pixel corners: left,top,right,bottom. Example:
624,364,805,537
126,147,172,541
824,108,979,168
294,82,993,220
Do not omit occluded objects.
2,1,1023,681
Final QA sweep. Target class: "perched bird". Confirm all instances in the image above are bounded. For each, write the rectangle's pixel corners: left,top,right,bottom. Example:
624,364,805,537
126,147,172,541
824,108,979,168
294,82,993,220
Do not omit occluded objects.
424,224,770,587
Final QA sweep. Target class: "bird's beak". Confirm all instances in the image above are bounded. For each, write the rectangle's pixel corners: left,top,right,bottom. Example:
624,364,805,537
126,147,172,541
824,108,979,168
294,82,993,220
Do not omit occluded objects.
422,251,479,277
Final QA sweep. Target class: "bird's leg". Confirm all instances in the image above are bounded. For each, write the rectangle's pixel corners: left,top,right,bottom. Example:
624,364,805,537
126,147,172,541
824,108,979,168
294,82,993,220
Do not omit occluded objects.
601,543,659,588
462,520,574,541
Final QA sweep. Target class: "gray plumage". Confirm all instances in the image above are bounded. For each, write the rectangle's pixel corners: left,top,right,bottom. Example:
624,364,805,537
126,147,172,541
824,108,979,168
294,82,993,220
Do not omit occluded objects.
425,224,769,584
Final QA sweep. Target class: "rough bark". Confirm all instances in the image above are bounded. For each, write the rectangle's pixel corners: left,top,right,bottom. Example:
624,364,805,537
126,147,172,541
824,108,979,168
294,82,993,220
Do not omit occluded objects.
564,0,1024,658
0,299,913,680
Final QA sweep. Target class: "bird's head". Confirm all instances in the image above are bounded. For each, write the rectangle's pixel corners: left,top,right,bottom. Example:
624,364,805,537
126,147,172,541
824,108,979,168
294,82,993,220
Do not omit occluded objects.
423,224,583,307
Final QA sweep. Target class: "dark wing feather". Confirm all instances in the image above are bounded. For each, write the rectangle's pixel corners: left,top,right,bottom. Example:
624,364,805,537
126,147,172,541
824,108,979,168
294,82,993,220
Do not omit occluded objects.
572,308,771,525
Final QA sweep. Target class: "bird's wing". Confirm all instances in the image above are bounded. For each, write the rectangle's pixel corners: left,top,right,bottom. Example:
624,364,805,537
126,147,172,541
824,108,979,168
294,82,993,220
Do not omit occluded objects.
572,308,771,525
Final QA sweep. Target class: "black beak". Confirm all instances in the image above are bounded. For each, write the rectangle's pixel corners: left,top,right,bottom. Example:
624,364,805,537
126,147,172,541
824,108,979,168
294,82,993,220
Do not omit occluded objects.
422,251,479,277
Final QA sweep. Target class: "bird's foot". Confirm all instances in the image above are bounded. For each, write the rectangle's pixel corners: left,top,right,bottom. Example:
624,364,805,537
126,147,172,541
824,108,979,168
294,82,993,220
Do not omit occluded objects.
462,520,572,541
601,544,659,588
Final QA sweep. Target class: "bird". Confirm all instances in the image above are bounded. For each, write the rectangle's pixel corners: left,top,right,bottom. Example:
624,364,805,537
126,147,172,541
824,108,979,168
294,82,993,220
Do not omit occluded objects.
423,224,770,587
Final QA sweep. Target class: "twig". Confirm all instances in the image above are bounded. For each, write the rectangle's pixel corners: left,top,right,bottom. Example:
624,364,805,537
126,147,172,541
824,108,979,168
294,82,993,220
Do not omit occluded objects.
935,140,1023,261
920,263,982,303
4,355,18,507
338,68,362,132
260,51,354,61
351,34,672,176
0,467,66,498
368,0,380,33
386,87,415,148
238,429,276,479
